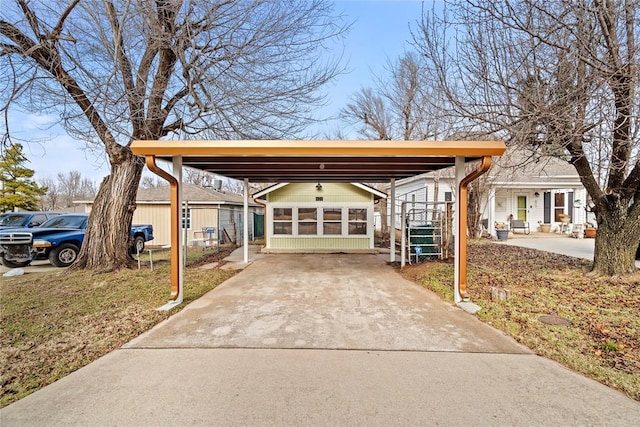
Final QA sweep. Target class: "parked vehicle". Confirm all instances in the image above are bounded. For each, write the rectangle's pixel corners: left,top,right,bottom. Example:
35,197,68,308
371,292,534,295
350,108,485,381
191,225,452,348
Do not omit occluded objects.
0,214,154,268
131,224,154,254
0,212,63,229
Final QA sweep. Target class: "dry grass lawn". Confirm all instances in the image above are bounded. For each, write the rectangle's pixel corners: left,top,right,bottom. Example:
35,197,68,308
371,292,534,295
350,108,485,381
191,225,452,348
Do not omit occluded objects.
399,240,640,401
0,247,237,408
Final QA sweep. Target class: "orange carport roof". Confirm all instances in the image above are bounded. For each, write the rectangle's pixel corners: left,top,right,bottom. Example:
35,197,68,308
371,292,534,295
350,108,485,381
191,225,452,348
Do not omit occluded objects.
131,140,506,182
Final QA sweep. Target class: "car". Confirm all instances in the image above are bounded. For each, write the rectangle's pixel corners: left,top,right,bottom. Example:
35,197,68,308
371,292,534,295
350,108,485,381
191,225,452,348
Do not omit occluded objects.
0,214,154,268
0,211,63,229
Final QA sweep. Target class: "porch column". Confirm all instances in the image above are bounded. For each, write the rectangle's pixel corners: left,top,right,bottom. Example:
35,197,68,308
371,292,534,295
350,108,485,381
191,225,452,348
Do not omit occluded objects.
454,157,465,304
244,178,249,264
488,187,496,236
390,178,396,262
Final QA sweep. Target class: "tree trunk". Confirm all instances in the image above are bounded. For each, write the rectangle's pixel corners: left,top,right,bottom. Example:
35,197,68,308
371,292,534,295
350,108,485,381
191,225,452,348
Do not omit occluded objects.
379,198,388,235
72,153,145,271
592,208,640,276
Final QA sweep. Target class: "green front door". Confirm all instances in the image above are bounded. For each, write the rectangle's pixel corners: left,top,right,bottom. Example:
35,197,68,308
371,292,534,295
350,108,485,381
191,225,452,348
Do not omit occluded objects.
517,196,527,220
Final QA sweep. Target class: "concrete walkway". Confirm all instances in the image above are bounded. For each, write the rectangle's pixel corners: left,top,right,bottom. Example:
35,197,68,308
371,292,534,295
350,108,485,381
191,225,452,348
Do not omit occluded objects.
502,234,640,268
2,253,639,426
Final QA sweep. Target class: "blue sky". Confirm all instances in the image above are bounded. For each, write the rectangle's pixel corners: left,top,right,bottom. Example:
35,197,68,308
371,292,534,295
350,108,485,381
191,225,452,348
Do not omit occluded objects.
10,1,426,183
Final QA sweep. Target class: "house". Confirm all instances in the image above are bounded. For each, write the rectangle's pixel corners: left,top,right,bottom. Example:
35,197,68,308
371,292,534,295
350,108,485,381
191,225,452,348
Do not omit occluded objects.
390,148,592,236
253,182,386,253
75,183,264,247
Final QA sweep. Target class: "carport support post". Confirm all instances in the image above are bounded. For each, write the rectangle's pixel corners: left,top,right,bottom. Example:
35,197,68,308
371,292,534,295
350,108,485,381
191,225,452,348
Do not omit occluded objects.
454,157,465,304
243,178,249,264
400,201,406,268
144,154,183,310
174,156,184,304
390,178,396,263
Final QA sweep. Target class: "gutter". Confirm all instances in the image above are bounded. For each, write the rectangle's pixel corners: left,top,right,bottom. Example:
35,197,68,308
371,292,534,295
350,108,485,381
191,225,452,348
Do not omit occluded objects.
457,156,492,300
145,155,181,301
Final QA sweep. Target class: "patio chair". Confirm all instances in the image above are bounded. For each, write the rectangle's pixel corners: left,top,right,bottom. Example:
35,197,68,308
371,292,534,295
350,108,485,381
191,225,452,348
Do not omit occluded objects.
509,219,530,234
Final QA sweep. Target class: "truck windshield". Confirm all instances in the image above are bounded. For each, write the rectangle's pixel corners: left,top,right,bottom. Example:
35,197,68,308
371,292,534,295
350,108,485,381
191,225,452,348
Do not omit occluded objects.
40,215,87,229
0,214,29,227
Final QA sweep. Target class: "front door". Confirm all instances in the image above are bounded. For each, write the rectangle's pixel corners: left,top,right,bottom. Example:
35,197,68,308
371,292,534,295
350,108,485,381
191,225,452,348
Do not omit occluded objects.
517,195,527,221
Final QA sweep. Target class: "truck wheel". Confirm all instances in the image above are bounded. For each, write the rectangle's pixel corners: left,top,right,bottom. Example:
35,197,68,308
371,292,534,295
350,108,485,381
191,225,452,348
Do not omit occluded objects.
133,236,145,253
1,257,30,268
49,243,79,267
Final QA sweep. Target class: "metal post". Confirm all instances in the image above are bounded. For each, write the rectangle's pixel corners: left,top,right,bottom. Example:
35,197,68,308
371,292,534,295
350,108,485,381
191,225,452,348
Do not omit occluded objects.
390,178,396,263
174,156,184,304
401,201,406,268
454,157,465,304
243,178,249,264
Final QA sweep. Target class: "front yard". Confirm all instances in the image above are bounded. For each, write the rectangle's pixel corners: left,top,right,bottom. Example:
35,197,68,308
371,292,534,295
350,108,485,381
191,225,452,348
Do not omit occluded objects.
0,247,237,408
1,241,638,408
399,240,640,401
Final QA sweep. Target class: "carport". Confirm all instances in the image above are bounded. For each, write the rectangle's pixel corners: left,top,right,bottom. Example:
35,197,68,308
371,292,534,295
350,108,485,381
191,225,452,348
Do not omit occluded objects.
130,140,505,309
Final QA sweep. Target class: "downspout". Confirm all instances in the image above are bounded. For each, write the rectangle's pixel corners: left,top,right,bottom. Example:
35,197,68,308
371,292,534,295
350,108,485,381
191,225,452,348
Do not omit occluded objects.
145,155,181,301
457,156,492,300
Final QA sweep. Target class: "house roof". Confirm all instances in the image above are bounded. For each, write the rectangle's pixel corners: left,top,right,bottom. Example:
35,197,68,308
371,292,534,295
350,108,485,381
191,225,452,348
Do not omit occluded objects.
253,182,387,200
131,140,506,182
391,148,581,188
136,183,256,206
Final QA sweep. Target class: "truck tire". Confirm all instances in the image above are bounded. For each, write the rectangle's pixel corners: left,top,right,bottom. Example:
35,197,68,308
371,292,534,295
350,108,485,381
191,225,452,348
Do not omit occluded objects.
49,243,79,267
133,235,145,253
1,256,30,268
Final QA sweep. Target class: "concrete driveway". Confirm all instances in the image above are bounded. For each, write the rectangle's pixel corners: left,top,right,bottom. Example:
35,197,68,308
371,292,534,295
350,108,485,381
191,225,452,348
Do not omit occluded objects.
125,254,525,353
2,252,639,426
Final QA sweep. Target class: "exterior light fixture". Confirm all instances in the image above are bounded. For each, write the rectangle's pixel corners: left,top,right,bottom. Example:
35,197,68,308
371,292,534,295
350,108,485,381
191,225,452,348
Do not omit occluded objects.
534,192,540,197
316,183,323,191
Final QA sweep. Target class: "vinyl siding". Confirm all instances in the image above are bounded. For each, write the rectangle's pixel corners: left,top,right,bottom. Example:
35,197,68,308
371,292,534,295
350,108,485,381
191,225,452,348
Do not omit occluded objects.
270,237,370,250
269,182,371,203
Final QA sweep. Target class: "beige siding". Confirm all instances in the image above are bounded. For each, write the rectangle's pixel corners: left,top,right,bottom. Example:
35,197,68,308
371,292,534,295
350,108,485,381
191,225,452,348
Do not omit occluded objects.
269,182,371,203
132,204,219,247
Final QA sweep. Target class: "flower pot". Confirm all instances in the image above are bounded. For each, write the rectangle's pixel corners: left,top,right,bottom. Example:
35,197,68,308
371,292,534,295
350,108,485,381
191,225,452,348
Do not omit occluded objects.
539,224,551,233
496,229,509,241
584,228,596,238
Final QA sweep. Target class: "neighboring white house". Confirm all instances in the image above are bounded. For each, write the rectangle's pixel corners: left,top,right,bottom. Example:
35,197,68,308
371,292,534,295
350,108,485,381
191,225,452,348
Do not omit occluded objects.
253,182,386,252
389,149,593,236
75,183,263,246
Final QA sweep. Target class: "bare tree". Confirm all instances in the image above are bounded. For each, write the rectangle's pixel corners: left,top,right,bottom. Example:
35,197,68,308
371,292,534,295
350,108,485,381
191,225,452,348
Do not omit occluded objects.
416,0,640,275
38,171,95,209
341,87,393,140
1,0,347,271
56,171,96,207
139,176,159,189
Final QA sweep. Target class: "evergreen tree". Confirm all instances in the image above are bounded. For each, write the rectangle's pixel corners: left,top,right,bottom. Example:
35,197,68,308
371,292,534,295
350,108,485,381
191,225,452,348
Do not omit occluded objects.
0,144,47,212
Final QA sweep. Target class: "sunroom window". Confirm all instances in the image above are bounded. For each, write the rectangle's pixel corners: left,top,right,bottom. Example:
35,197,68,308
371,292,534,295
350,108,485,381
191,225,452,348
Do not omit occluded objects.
273,208,292,235
348,208,367,235
323,208,342,235
298,208,318,235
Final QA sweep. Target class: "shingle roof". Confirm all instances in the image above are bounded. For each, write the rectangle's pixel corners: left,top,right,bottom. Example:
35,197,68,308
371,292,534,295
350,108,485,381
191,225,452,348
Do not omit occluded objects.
136,183,255,206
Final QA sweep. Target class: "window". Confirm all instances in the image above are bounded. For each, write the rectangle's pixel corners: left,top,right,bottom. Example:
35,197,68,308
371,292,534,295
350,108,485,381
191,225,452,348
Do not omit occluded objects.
298,208,317,235
348,208,367,235
323,208,342,235
273,208,292,235
181,208,191,229
554,193,565,222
